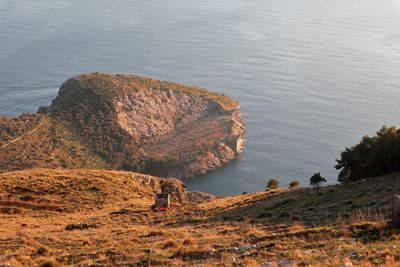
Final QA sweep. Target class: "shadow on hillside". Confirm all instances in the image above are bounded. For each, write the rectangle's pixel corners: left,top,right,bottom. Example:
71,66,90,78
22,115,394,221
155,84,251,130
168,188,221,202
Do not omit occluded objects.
169,175,398,227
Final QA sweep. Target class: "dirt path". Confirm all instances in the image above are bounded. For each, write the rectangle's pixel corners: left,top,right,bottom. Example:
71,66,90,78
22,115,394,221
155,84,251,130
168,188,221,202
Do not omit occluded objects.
0,117,45,151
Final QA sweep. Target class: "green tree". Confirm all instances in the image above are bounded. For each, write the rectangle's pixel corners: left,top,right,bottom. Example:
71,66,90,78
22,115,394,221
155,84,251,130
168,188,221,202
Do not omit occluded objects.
289,180,300,189
336,126,400,182
310,173,326,193
266,178,279,191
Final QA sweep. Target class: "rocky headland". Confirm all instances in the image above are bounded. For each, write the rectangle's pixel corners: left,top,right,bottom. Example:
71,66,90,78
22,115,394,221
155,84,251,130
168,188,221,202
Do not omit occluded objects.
0,73,244,177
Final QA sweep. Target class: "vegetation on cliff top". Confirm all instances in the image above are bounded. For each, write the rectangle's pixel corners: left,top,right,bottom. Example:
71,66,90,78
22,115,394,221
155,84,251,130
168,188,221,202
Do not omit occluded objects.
66,73,239,111
336,126,400,182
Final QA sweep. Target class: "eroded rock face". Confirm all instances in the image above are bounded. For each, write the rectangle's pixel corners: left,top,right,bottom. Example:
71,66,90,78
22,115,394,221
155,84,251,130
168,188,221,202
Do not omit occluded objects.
115,85,244,177
116,88,212,140
46,73,245,178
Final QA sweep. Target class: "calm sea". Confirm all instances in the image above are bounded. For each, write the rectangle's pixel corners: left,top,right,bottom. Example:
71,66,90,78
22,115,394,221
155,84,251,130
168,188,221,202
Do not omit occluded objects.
1,0,400,195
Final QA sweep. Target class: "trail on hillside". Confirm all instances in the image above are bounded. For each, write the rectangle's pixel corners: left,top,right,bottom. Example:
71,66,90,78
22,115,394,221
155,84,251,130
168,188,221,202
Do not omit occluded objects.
0,117,45,151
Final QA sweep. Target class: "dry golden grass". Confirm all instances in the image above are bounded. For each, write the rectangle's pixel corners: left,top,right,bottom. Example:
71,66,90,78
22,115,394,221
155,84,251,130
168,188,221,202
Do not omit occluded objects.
1,169,400,266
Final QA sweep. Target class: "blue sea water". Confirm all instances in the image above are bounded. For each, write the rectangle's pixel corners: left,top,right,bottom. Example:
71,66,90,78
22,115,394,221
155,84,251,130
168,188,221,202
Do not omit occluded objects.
1,0,400,195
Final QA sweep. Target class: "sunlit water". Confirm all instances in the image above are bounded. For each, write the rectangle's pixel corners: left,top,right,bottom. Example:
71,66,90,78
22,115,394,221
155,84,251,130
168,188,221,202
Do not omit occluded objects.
1,0,400,195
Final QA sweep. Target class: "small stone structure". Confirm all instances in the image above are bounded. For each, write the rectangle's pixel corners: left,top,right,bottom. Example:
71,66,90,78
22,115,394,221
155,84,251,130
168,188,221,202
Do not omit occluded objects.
154,193,170,209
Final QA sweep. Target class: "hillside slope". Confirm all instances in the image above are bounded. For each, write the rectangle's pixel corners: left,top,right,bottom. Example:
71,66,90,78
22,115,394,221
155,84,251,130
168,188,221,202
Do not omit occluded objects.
0,169,188,214
0,115,108,171
0,73,244,177
200,173,400,225
1,169,400,266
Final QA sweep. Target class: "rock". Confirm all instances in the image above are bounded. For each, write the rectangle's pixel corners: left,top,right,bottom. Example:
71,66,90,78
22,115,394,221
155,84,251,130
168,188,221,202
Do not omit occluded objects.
238,245,257,252
187,191,215,203
66,223,99,231
134,174,190,203
212,243,224,249
159,178,188,203
277,258,295,267
348,251,363,261
109,208,131,215
261,262,273,267
240,252,251,257
135,174,161,192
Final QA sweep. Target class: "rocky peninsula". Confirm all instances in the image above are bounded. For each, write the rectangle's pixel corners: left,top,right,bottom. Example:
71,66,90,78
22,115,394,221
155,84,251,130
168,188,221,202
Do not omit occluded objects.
0,73,245,177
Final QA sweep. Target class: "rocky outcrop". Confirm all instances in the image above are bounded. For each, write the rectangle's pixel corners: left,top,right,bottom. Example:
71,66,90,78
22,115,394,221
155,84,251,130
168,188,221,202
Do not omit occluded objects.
159,179,189,203
47,73,245,178
133,173,189,203
187,191,215,203
131,173,211,203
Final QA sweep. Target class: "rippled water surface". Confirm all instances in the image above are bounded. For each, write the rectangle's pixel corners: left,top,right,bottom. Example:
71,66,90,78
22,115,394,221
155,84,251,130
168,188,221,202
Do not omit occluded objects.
1,0,400,195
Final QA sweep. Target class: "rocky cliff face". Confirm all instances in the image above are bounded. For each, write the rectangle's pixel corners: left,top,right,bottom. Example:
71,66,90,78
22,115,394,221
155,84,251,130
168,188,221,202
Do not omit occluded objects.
114,81,245,177
45,73,245,178
1,73,244,178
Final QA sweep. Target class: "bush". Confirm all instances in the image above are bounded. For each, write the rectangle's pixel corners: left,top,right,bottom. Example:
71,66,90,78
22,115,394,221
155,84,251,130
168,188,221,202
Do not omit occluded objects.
266,178,279,191
289,180,300,189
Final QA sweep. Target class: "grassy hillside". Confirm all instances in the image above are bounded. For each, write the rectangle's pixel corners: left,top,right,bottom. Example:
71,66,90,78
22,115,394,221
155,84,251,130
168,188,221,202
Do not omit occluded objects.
0,116,108,172
2,169,400,266
201,173,399,225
